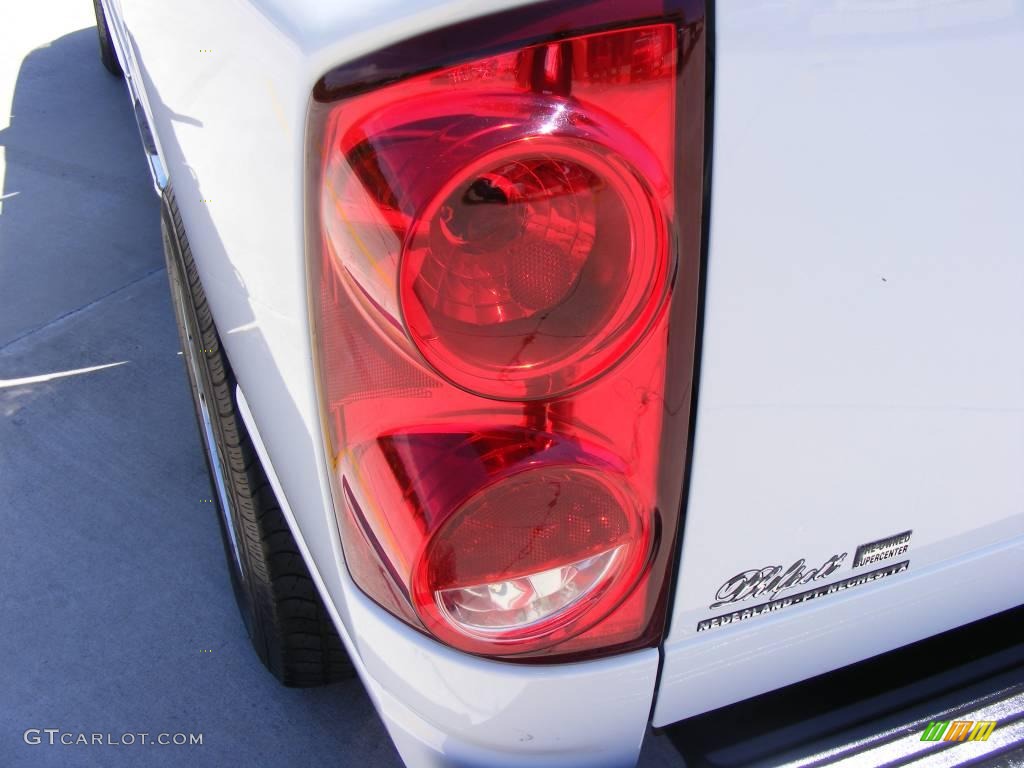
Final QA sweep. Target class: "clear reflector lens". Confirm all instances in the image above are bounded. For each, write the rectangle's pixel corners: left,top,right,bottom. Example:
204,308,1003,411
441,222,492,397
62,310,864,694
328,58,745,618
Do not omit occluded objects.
413,463,651,654
437,546,623,636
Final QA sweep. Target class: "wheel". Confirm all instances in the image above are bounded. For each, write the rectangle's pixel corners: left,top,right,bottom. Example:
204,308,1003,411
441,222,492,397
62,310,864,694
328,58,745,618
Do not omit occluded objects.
92,0,123,77
160,189,354,686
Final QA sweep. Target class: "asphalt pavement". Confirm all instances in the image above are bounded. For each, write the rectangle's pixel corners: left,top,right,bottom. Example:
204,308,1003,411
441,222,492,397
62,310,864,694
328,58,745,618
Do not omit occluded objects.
0,4,682,767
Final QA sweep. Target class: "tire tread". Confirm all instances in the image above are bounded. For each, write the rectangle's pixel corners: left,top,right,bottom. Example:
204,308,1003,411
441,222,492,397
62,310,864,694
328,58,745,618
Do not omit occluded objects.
162,188,353,686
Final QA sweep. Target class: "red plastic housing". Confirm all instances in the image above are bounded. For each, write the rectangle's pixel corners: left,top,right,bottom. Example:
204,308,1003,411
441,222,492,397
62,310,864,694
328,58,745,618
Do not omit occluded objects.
309,0,707,661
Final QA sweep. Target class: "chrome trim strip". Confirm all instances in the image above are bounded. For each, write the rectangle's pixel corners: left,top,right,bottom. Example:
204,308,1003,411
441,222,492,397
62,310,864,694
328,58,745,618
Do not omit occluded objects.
123,71,167,192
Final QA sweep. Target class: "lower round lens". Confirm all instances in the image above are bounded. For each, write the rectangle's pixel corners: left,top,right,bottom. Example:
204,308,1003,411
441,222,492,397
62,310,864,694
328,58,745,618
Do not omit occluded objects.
414,466,649,649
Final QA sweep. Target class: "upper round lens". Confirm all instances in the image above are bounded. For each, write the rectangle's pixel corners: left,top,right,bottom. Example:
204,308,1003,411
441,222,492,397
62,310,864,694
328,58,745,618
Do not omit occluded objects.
400,138,668,400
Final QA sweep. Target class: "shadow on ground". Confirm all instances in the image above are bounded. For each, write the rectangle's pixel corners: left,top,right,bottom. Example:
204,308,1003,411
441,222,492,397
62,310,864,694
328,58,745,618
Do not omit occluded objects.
0,27,400,768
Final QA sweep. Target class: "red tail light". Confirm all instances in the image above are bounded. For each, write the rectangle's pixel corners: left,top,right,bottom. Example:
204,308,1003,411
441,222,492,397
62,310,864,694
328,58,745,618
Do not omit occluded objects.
309,0,707,660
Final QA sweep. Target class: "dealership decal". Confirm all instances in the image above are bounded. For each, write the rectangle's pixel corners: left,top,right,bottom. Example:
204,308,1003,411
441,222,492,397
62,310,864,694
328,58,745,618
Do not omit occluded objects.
697,561,909,632
853,530,912,568
709,553,848,609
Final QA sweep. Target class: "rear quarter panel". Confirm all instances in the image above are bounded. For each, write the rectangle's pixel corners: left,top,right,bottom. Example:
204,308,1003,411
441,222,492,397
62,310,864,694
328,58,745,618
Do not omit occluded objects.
109,0,549,645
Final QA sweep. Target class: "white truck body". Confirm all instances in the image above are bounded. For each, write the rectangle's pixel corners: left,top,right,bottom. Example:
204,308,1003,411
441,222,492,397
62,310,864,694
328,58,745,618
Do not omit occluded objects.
657,0,1024,723
99,0,1024,764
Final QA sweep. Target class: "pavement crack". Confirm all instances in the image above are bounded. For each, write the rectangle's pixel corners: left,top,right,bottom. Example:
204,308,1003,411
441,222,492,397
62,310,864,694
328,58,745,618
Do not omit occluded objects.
0,266,165,354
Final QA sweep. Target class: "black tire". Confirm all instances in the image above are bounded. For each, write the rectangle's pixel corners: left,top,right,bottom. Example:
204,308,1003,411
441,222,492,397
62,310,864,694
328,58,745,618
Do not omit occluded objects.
160,189,354,686
92,0,123,77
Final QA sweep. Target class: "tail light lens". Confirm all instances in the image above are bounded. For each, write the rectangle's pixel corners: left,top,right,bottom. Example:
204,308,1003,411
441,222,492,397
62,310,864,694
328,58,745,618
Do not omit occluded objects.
309,0,707,660
402,131,669,400
417,464,649,653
